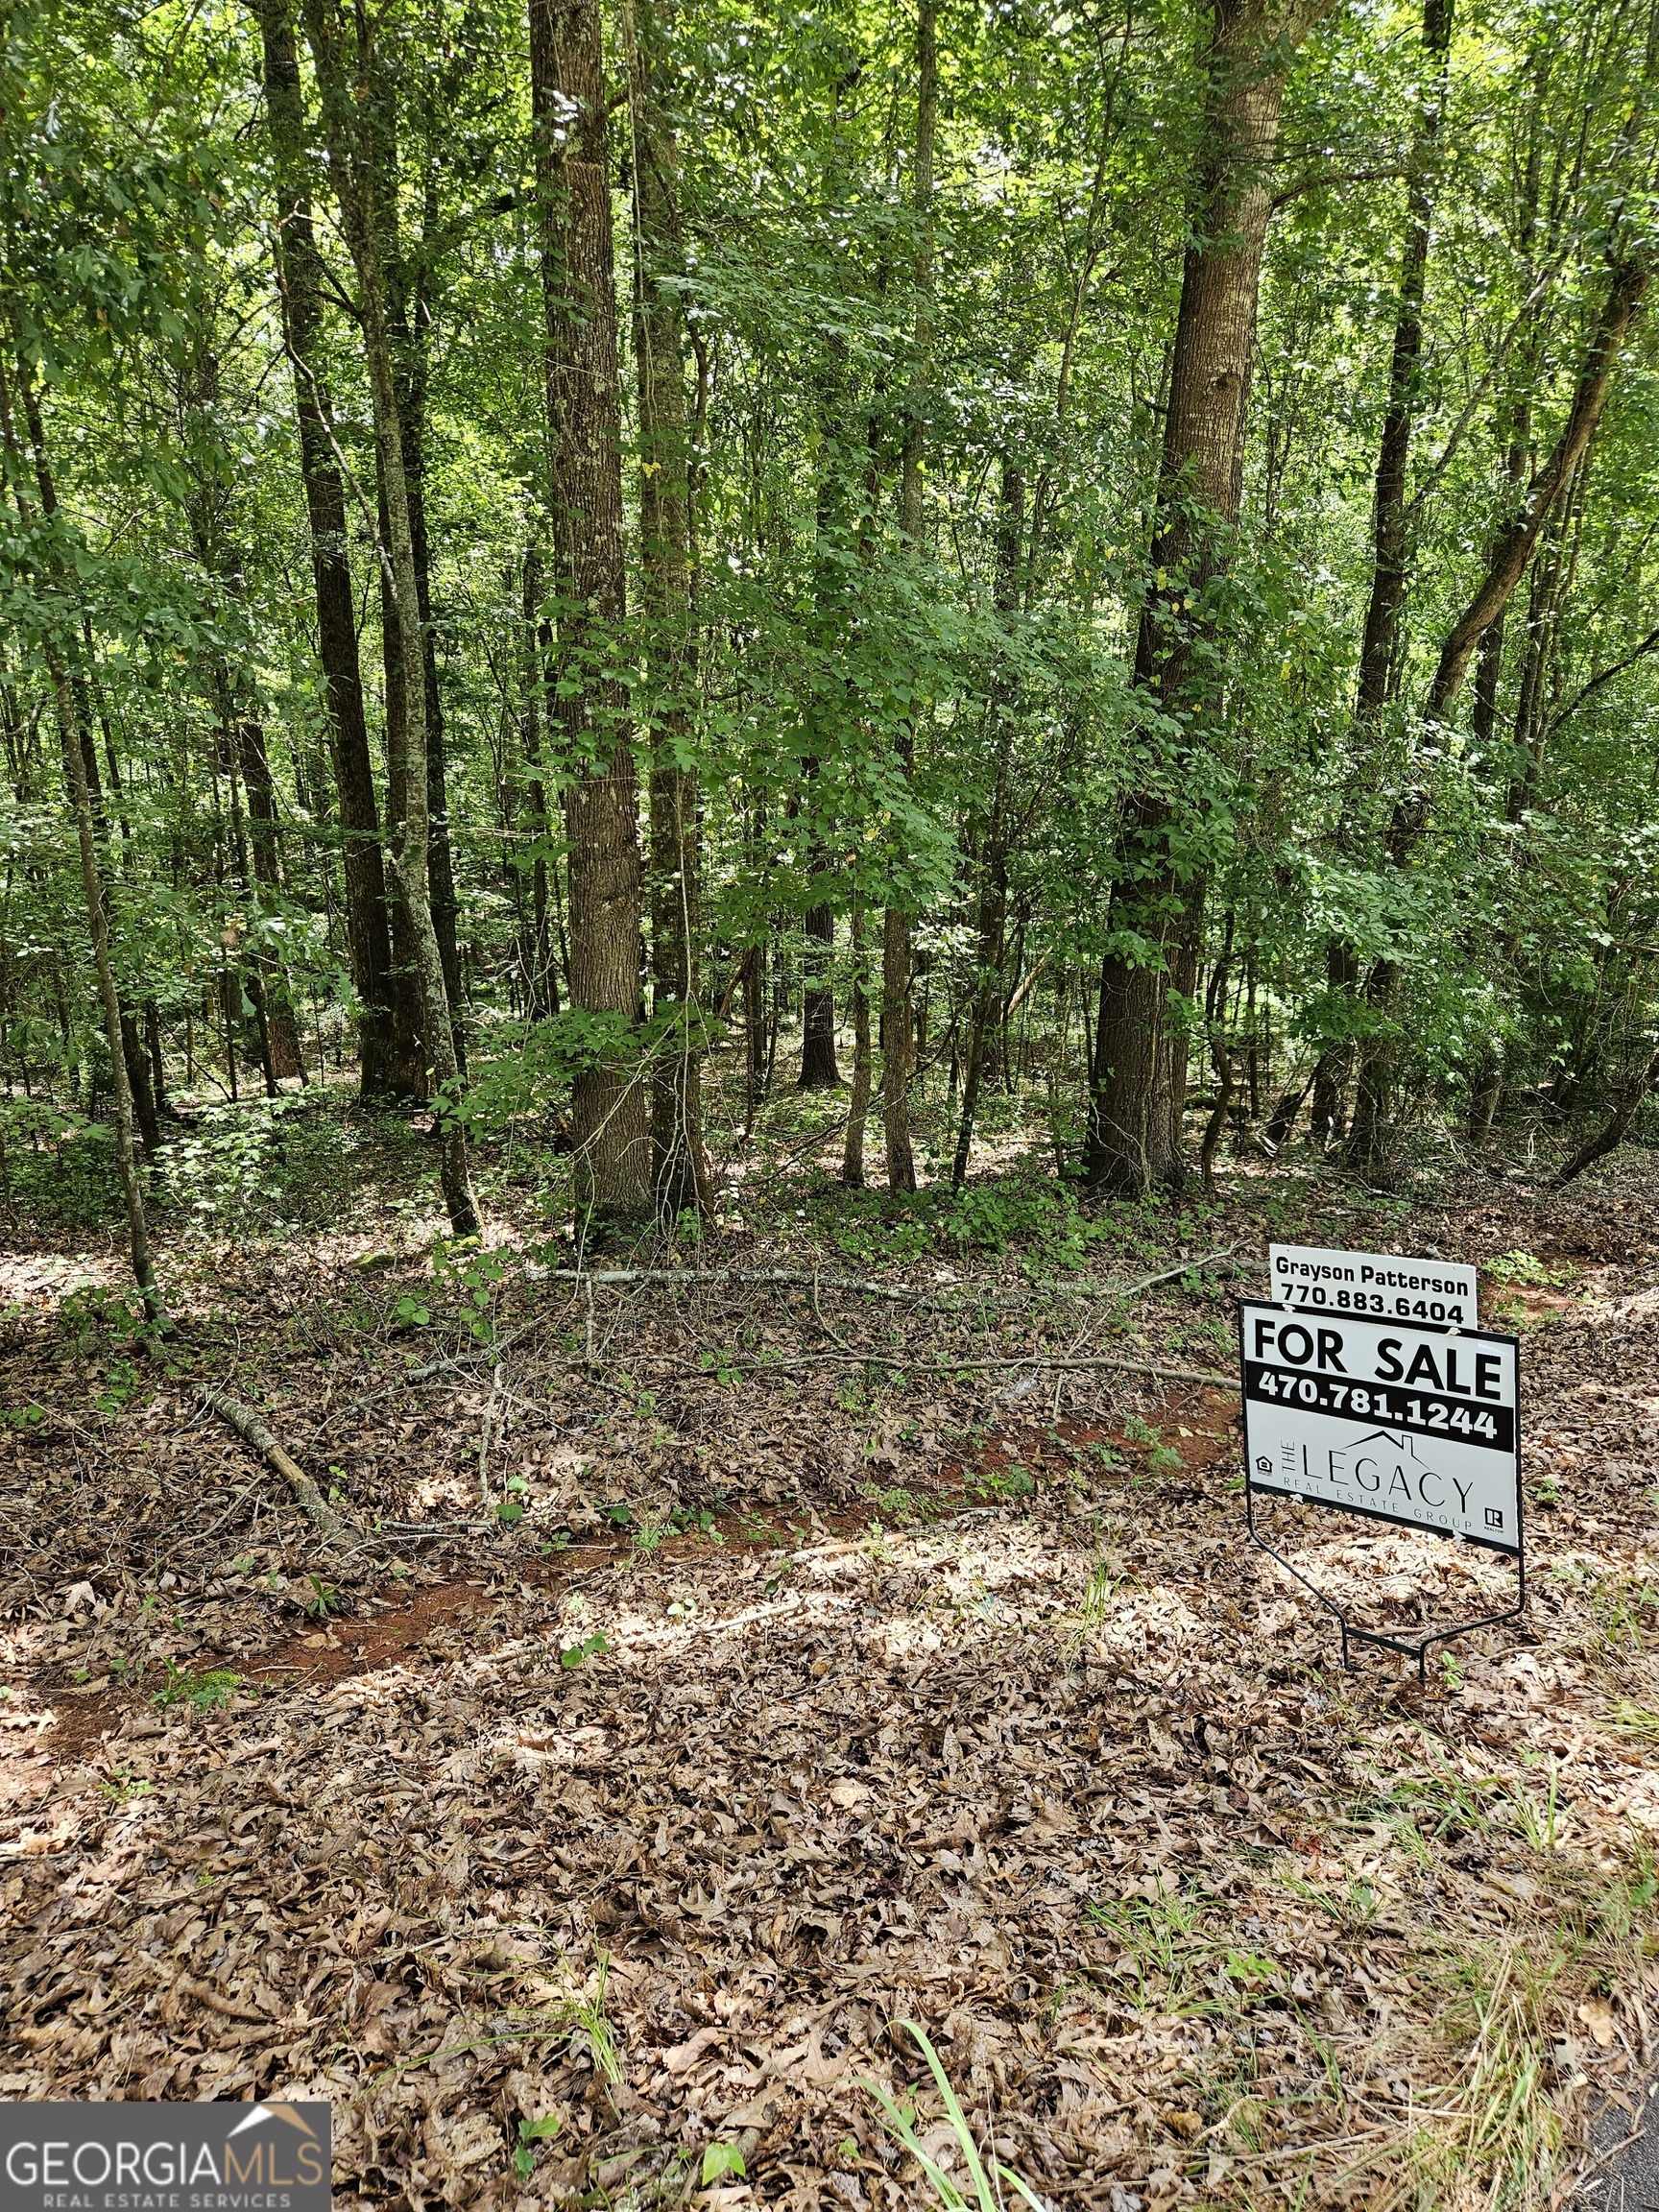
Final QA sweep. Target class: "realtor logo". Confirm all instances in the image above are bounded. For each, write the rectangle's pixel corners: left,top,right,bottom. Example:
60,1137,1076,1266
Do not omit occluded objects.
0,2101,330,2212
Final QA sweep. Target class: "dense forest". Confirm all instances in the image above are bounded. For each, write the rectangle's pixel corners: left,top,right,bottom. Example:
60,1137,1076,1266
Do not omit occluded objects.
12,5,1659,2199
4,0,1659,1268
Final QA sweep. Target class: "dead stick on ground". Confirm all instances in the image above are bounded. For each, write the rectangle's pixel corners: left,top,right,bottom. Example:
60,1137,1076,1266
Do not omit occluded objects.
543,1244,1243,1310
682,1349,1238,1389
199,1385,348,1538
478,1359,504,1503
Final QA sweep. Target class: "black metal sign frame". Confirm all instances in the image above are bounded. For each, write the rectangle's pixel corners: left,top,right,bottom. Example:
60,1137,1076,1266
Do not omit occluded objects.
1238,1300,1526,1680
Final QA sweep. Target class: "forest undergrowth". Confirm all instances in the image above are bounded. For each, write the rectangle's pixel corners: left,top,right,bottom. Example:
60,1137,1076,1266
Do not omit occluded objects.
3,1093,1659,2211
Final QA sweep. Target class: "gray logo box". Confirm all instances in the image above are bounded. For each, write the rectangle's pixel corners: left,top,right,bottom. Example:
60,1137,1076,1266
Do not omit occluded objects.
0,2103,330,2212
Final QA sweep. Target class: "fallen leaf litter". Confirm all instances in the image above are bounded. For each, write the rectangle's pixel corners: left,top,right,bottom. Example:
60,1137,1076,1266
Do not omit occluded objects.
3,1161,1658,2209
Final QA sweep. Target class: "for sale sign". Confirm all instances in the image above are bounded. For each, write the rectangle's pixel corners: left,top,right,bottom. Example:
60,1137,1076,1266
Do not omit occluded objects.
1267,1242,1479,1331
1240,1299,1520,1552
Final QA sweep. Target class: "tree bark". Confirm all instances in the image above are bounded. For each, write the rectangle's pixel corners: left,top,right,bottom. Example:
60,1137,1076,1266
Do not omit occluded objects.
950,459,1022,1189
1551,1043,1659,1190
0,358,165,1316
627,0,711,1225
842,906,873,1186
302,0,481,1237
1427,257,1647,722
1083,0,1331,1197
237,709,304,1079
1347,252,1647,1175
254,0,398,1098
1355,0,1453,720
531,0,650,1233
880,0,935,1196
799,902,841,1088
519,544,558,1019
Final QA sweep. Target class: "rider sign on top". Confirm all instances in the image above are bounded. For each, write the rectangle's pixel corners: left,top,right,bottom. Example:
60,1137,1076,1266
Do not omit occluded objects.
1242,1245,1520,1555
1268,1242,1479,1331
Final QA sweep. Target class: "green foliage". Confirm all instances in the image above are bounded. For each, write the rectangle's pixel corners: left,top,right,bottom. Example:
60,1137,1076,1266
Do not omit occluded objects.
858,2022,1046,2212
301,1575,341,1620
152,1664,241,1713
512,2115,563,2180
699,2143,746,2187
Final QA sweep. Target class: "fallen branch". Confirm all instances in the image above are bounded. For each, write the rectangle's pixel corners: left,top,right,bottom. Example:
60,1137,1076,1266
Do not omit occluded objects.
537,1242,1243,1310
679,1346,1238,1390
1551,1045,1659,1189
199,1385,349,1538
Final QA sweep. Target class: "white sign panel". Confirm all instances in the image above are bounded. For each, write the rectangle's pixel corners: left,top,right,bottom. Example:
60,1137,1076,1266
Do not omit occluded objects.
1239,1299,1520,1552
1268,1242,1478,1331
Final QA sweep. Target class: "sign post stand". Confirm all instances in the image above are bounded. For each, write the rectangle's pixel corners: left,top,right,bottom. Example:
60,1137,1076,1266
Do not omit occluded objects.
1240,1247,1525,1679
1244,1483,1525,1681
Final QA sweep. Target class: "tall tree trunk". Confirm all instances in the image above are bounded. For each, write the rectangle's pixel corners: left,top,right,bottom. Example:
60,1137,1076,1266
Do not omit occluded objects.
237,709,304,1080
799,902,841,1088
950,458,1022,1190
531,0,650,1233
627,0,711,1225
255,0,398,1097
519,544,558,1019
842,906,872,1186
881,0,935,1196
1347,252,1647,1175
1355,0,1453,719
397,351,468,1076
1428,260,1647,721
302,0,481,1238
376,480,435,1097
1083,0,1331,1197
0,357,165,1322
1311,0,1455,1152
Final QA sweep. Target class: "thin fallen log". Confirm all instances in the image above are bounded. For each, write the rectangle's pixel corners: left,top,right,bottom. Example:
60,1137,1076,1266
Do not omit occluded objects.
680,1347,1238,1390
199,1385,348,1538
535,1242,1243,1310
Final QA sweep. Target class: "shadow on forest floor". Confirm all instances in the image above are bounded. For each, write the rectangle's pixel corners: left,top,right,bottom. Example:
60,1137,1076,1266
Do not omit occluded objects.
4,1110,1659,2208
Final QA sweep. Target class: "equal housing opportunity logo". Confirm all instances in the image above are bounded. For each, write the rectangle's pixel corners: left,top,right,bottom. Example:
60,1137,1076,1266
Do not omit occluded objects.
0,2103,330,2212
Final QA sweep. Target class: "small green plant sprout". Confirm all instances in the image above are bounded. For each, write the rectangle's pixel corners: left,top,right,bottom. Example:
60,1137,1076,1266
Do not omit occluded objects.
153,1665,241,1713
605,1501,632,1528
392,1291,431,1330
99,1769,153,1804
94,1357,142,1417
858,2021,1047,2211
1489,1248,1573,1287
497,1474,530,1527
1439,1648,1465,1690
1121,1414,1159,1447
864,1481,920,1521
512,2114,563,2181
559,1629,610,1670
1147,1443,1185,1472
700,2142,746,2186
2,1402,45,1431
571,1955,624,2085
1605,1702,1659,1742
1224,1947,1282,1991
969,1463,1035,1503
1065,1553,1121,1654
302,1575,341,1620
